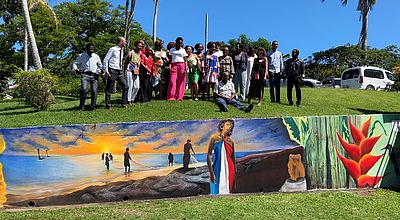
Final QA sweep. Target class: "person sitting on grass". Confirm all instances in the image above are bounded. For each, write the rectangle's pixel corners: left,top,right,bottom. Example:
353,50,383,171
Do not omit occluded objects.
214,72,253,113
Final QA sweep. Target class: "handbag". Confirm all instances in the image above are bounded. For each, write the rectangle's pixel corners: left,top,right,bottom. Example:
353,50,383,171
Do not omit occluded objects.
132,64,139,75
129,63,135,72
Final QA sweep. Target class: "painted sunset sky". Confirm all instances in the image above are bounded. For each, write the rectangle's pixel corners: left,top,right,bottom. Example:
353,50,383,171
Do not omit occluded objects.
0,118,299,156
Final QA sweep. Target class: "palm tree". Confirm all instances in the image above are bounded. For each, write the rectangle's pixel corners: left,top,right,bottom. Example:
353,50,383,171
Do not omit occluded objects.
152,0,159,44
328,0,377,51
124,0,136,52
22,0,58,70
21,0,42,69
354,0,376,51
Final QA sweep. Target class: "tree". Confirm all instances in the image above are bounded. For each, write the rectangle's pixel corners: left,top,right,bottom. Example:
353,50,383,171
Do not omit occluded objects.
24,0,58,71
21,0,42,69
1,0,154,83
152,0,159,44
123,0,136,51
226,34,272,54
324,0,376,51
1,0,56,70
0,0,21,23
305,44,400,80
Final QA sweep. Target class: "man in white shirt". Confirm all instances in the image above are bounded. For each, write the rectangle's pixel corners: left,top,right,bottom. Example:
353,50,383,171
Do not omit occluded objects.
103,37,129,110
214,72,253,113
267,40,284,103
72,43,103,111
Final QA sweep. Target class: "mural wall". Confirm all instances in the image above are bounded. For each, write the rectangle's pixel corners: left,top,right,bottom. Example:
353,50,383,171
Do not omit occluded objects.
0,115,398,207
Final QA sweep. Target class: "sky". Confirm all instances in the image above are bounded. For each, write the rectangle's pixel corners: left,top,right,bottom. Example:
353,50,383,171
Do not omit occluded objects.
108,0,400,58
0,119,298,156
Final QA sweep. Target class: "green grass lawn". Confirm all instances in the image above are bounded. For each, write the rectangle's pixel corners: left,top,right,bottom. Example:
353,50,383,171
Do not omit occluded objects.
0,88,399,128
0,189,399,219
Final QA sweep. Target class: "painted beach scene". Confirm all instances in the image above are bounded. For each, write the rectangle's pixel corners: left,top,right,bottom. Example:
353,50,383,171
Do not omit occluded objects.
0,118,300,206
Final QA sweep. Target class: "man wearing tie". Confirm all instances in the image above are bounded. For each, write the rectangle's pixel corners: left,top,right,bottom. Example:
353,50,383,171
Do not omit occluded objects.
103,37,129,110
267,40,284,103
72,43,103,111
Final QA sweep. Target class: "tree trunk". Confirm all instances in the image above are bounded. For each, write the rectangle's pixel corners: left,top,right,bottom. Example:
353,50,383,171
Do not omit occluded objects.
123,0,129,41
21,0,42,69
123,0,136,52
24,27,29,71
152,0,159,44
357,5,369,51
325,116,332,189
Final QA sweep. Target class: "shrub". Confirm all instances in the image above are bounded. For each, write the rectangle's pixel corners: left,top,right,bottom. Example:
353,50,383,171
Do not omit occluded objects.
14,69,57,111
53,75,107,96
53,75,81,96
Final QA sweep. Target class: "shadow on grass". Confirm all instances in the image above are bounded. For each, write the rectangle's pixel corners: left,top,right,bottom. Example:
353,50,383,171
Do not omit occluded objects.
0,104,31,112
383,187,400,193
349,108,400,115
0,109,37,116
56,96,79,101
0,98,25,103
55,96,79,104
51,106,81,112
51,99,121,112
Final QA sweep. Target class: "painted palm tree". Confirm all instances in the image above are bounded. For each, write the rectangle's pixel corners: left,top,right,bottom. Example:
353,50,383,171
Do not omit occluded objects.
152,0,159,44
333,0,377,51
22,0,58,70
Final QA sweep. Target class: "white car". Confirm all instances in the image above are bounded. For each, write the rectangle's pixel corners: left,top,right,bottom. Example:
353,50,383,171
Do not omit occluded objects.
341,66,398,90
302,78,322,88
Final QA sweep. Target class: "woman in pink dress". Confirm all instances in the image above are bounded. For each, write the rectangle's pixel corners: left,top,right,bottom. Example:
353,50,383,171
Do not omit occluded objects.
167,37,187,101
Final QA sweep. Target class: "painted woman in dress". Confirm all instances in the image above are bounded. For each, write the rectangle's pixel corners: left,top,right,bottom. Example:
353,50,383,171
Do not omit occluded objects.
207,119,236,195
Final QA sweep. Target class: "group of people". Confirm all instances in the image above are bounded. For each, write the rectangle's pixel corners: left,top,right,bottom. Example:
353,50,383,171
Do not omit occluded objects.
101,152,114,170
94,119,237,196
100,148,132,172
73,37,304,111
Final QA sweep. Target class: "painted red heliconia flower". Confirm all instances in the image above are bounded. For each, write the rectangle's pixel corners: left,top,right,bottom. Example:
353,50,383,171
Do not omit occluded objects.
336,117,384,188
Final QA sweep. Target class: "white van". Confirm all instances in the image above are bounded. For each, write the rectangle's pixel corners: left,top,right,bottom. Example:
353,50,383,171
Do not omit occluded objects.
341,66,398,90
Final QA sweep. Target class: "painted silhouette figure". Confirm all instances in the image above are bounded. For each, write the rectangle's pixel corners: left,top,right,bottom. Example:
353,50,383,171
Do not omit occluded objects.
124,147,132,173
183,139,195,169
109,153,113,161
37,149,44,160
168,152,174,166
105,153,110,170
207,119,236,195
101,152,105,160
